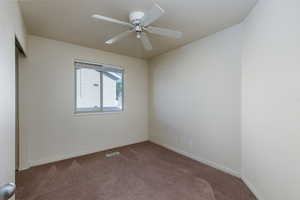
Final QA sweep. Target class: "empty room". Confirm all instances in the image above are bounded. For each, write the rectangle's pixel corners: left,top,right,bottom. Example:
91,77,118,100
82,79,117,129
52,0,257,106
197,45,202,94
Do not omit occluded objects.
0,0,299,200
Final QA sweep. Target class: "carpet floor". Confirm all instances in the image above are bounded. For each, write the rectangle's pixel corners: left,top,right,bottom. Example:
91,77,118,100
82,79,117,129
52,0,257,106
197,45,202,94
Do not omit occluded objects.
16,142,256,200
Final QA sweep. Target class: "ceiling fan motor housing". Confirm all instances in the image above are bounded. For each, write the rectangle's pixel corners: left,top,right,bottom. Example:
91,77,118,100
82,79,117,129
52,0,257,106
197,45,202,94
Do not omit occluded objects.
129,11,145,25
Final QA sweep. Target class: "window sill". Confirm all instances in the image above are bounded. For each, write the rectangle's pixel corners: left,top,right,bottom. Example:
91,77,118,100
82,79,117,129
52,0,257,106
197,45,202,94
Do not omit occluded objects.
73,110,124,116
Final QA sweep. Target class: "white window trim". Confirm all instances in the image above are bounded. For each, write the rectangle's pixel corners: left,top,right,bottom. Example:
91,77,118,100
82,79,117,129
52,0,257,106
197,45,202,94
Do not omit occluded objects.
74,60,124,114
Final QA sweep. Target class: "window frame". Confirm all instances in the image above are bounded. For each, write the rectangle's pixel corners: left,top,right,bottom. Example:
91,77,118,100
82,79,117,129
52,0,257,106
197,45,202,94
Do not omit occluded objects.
74,60,124,114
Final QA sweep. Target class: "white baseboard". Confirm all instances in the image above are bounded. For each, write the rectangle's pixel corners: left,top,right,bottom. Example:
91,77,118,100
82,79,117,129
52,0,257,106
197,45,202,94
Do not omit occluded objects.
18,164,30,171
24,139,148,170
150,140,241,178
242,176,265,200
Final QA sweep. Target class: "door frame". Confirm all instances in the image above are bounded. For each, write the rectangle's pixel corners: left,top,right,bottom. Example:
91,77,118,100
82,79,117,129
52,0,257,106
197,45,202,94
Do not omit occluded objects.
15,38,25,172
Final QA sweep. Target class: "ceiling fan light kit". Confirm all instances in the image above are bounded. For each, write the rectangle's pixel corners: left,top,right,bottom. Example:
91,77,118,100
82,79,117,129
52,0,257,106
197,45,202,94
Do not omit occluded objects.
92,4,182,51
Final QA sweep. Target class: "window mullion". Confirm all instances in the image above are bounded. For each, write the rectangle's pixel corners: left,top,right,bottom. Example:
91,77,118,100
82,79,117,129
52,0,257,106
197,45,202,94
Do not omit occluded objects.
100,71,103,111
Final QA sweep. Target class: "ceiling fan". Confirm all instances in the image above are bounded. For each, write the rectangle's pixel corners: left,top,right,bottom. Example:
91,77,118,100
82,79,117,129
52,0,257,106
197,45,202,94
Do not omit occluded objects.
92,4,182,51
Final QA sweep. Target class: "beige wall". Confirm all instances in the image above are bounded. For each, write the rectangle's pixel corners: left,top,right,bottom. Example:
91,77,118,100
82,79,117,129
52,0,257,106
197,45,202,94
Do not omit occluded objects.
149,24,243,176
0,0,26,187
15,1,300,199
19,35,148,168
242,0,300,199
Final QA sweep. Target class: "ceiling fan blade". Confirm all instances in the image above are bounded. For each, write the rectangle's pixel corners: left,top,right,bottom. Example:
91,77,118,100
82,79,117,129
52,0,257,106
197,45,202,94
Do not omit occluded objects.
145,26,182,39
140,32,153,50
142,4,165,27
105,29,134,44
92,14,133,27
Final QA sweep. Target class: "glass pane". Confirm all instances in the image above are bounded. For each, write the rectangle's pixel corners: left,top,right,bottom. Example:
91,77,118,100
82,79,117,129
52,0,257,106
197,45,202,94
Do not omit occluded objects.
103,71,123,111
76,68,101,112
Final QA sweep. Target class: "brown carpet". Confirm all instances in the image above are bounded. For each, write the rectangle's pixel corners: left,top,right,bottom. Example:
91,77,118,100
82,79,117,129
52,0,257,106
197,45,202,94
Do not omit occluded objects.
16,142,256,200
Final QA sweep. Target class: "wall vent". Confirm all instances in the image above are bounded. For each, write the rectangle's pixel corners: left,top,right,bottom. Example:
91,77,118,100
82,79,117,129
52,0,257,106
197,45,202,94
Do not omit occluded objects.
105,152,120,157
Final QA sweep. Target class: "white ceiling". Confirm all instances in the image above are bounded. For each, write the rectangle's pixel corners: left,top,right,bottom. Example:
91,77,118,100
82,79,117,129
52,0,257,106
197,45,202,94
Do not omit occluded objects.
19,0,256,59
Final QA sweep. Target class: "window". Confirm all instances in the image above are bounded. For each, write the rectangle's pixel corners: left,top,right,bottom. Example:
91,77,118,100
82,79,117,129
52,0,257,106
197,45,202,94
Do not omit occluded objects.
75,61,123,113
